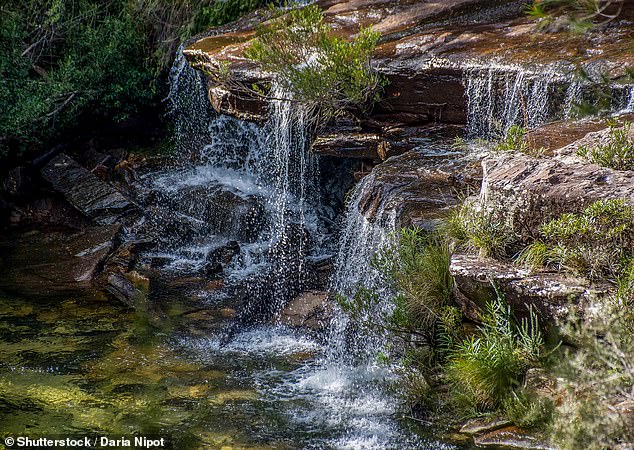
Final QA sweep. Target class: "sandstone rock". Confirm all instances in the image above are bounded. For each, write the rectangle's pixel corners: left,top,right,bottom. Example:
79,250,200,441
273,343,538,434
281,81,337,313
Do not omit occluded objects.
478,153,634,238
0,225,121,298
450,253,611,324
279,290,330,332
355,148,482,228
474,426,556,449
555,118,634,161
312,132,389,159
41,153,135,224
460,416,511,435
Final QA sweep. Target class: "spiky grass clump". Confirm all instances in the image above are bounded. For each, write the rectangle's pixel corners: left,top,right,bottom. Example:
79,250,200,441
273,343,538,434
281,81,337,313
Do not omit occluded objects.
374,228,454,338
445,199,518,259
495,125,546,157
518,199,634,279
446,295,544,412
577,121,634,171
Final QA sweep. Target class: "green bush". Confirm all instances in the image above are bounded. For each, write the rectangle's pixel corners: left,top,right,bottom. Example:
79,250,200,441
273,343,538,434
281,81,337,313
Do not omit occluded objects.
518,199,634,279
548,293,634,449
445,295,544,412
374,228,454,334
244,4,386,121
338,228,455,349
445,199,518,259
495,125,546,157
577,121,634,170
0,0,267,158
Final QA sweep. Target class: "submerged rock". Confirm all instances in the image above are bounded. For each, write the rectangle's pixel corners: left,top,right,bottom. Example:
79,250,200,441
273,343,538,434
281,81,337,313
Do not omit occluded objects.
279,290,330,332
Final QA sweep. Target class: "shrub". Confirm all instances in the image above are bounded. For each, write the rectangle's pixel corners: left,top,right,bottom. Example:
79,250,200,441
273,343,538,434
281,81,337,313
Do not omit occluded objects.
576,121,634,170
518,198,634,279
339,228,455,349
244,4,386,121
495,125,546,157
0,0,268,158
445,294,544,412
445,199,518,259
548,293,634,449
374,228,454,335
503,387,555,429
525,0,625,33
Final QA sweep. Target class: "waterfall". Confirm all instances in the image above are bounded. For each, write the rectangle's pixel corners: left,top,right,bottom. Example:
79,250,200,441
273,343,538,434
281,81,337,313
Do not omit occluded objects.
465,65,565,136
624,86,634,113
466,64,634,135
145,51,325,320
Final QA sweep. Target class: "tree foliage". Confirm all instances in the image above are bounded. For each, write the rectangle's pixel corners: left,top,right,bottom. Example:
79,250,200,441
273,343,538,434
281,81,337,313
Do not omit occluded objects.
244,4,386,121
525,0,626,32
0,0,267,158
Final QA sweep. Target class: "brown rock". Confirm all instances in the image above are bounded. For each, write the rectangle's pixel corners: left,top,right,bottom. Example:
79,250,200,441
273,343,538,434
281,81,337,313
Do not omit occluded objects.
279,290,330,332
41,153,136,225
478,154,634,238
474,426,556,449
450,253,611,324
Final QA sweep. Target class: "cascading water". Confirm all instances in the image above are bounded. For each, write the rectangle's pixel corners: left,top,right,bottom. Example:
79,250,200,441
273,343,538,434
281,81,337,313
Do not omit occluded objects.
143,52,327,320
465,64,634,136
465,65,566,136
137,49,457,449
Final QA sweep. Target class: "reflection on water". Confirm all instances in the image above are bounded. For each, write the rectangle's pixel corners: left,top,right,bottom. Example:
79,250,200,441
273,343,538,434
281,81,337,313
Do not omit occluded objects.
0,234,481,449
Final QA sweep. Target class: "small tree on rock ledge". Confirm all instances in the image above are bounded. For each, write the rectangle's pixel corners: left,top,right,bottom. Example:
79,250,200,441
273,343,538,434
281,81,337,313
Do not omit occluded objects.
242,4,386,124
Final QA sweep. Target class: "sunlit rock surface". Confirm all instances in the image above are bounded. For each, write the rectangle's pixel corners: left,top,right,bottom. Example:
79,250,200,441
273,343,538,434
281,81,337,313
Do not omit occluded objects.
450,253,611,324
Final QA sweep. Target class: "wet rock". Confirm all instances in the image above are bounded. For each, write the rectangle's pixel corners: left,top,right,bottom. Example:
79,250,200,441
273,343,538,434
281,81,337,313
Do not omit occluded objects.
279,290,330,332
555,118,634,161
474,426,556,449
312,132,391,159
164,185,267,242
478,153,634,238
0,225,121,298
460,417,511,435
203,240,240,278
41,153,136,225
450,253,611,324
355,148,482,228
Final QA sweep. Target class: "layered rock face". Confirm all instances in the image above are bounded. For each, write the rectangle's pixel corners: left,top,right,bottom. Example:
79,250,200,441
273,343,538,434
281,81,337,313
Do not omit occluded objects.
183,0,634,159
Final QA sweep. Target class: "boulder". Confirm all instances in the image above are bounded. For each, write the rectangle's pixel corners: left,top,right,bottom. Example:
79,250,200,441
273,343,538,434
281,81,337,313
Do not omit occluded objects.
354,148,482,228
474,426,556,449
478,154,634,238
41,153,135,224
279,290,330,332
0,224,121,298
450,253,611,324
